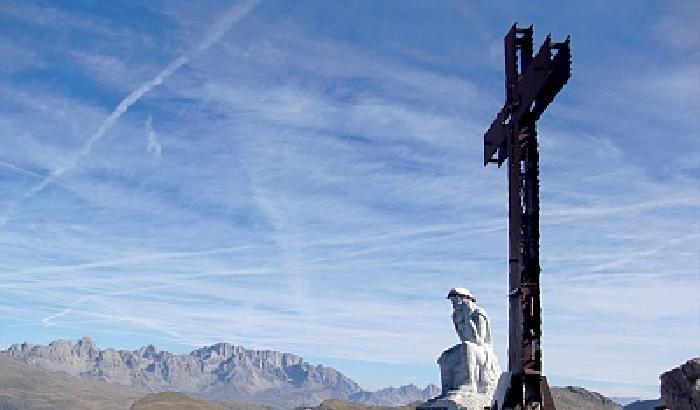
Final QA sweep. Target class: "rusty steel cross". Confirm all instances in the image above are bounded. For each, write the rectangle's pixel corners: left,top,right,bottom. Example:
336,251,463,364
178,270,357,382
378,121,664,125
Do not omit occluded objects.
483,24,571,410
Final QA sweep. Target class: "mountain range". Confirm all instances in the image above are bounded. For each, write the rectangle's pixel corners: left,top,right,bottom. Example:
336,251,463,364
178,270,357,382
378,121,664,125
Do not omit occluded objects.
2,337,435,407
1,337,661,410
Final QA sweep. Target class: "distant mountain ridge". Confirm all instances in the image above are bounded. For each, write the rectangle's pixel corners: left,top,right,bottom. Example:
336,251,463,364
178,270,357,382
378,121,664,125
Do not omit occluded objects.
622,399,663,410
3,337,360,407
3,337,636,410
2,337,433,407
348,384,440,406
0,338,640,410
610,397,642,406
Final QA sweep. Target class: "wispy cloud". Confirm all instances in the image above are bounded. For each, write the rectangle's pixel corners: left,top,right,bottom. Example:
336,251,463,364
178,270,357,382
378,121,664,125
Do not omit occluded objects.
0,0,259,227
145,116,162,159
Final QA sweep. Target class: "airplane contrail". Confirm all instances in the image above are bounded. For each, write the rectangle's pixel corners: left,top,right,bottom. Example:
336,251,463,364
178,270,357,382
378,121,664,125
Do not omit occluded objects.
0,0,260,227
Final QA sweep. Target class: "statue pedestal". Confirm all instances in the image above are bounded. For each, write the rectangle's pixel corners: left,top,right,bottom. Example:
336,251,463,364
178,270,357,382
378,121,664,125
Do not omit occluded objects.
418,343,500,410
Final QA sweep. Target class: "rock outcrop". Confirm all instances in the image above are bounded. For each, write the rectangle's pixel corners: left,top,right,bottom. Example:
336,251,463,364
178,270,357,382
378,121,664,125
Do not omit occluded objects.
3,337,360,407
660,357,700,410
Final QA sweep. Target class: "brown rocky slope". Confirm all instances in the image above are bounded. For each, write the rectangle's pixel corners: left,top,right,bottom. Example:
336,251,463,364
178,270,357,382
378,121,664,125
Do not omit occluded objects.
0,354,141,410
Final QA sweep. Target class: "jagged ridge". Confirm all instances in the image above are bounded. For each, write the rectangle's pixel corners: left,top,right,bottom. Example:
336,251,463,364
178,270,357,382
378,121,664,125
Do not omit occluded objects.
3,337,360,407
3,337,437,408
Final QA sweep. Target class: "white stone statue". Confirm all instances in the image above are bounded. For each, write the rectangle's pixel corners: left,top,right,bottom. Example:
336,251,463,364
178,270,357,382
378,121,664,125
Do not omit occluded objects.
445,287,499,393
419,288,501,410
449,287,491,346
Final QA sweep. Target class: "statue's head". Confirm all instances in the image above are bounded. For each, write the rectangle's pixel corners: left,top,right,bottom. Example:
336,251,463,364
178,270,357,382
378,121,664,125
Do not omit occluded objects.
447,287,476,310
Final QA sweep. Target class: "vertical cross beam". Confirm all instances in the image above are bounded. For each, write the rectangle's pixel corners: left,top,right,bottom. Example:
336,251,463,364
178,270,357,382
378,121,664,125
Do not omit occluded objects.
504,25,525,408
483,24,571,410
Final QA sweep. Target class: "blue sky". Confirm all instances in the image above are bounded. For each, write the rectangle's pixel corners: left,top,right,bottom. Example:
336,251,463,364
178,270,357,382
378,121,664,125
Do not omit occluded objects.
1,0,698,400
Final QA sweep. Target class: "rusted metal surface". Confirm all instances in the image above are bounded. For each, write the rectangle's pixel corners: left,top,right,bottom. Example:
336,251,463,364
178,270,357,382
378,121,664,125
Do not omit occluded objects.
483,24,571,410
484,27,571,166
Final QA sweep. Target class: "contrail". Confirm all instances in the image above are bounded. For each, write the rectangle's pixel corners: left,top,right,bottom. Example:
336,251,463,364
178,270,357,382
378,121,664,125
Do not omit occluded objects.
42,307,72,326
0,160,44,179
6,245,255,279
0,0,260,227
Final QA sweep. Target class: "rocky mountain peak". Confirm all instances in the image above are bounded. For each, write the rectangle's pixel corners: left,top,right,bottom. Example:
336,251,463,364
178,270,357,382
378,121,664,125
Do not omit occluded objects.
2,337,361,407
2,337,443,407
137,344,160,359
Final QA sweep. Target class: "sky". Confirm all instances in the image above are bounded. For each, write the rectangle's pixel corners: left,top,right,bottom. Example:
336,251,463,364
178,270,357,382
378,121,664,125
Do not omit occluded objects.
0,0,698,400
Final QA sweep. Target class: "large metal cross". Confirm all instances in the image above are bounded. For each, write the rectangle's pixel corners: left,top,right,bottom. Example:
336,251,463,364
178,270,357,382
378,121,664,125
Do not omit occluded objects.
483,24,571,410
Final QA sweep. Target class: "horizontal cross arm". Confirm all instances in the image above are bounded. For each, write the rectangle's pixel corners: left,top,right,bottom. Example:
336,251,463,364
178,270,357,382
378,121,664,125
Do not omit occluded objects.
483,104,509,166
530,38,571,122
483,36,571,165
510,38,556,120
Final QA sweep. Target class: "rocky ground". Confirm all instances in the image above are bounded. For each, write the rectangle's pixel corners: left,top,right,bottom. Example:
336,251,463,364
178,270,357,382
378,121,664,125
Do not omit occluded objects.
550,386,621,410
129,392,227,410
0,354,141,410
295,398,420,410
